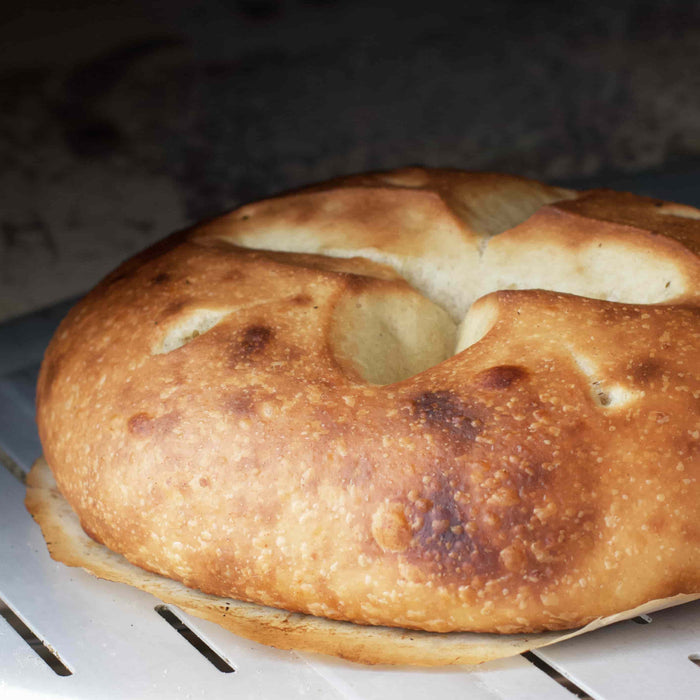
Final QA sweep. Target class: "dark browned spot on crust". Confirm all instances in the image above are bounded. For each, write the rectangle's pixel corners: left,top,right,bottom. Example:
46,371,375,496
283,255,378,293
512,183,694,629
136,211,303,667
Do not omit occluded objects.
629,358,663,385
39,352,63,403
128,412,153,435
344,274,373,291
224,384,280,417
199,476,210,488
476,365,528,390
223,268,245,282
151,272,171,285
409,391,484,442
242,325,273,353
230,325,273,364
647,511,667,535
391,395,600,592
160,300,188,320
127,411,180,437
399,455,597,588
393,480,507,582
409,484,481,561
602,305,641,323
225,392,255,415
291,293,313,305
103,269,131,285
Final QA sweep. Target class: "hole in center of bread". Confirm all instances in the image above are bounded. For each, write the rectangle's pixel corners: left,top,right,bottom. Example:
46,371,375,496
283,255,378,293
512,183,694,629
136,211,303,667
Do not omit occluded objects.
329,284,457,385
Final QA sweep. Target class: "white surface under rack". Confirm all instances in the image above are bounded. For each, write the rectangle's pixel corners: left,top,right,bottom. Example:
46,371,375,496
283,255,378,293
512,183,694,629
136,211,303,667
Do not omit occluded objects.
0,308,698,700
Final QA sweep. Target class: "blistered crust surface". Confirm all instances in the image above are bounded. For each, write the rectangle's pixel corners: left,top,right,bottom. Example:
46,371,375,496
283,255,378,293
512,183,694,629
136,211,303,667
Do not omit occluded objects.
25,457,699,666
36,168,700,635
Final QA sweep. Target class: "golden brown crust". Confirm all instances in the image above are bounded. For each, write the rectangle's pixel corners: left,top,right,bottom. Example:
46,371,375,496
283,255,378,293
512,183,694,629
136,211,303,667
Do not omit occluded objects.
557,188,700,255
35,168,700,639
25,457,699,666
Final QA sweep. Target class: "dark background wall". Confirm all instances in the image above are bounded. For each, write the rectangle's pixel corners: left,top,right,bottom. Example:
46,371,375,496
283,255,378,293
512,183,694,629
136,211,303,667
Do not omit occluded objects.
3,0,700,320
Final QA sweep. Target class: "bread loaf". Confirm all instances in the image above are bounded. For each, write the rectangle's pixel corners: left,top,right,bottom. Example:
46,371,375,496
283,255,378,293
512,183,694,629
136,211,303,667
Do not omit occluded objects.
35,168,700,638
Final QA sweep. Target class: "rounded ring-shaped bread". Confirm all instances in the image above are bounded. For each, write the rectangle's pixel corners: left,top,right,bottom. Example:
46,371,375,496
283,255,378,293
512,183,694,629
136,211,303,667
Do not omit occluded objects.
36,168,700,634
